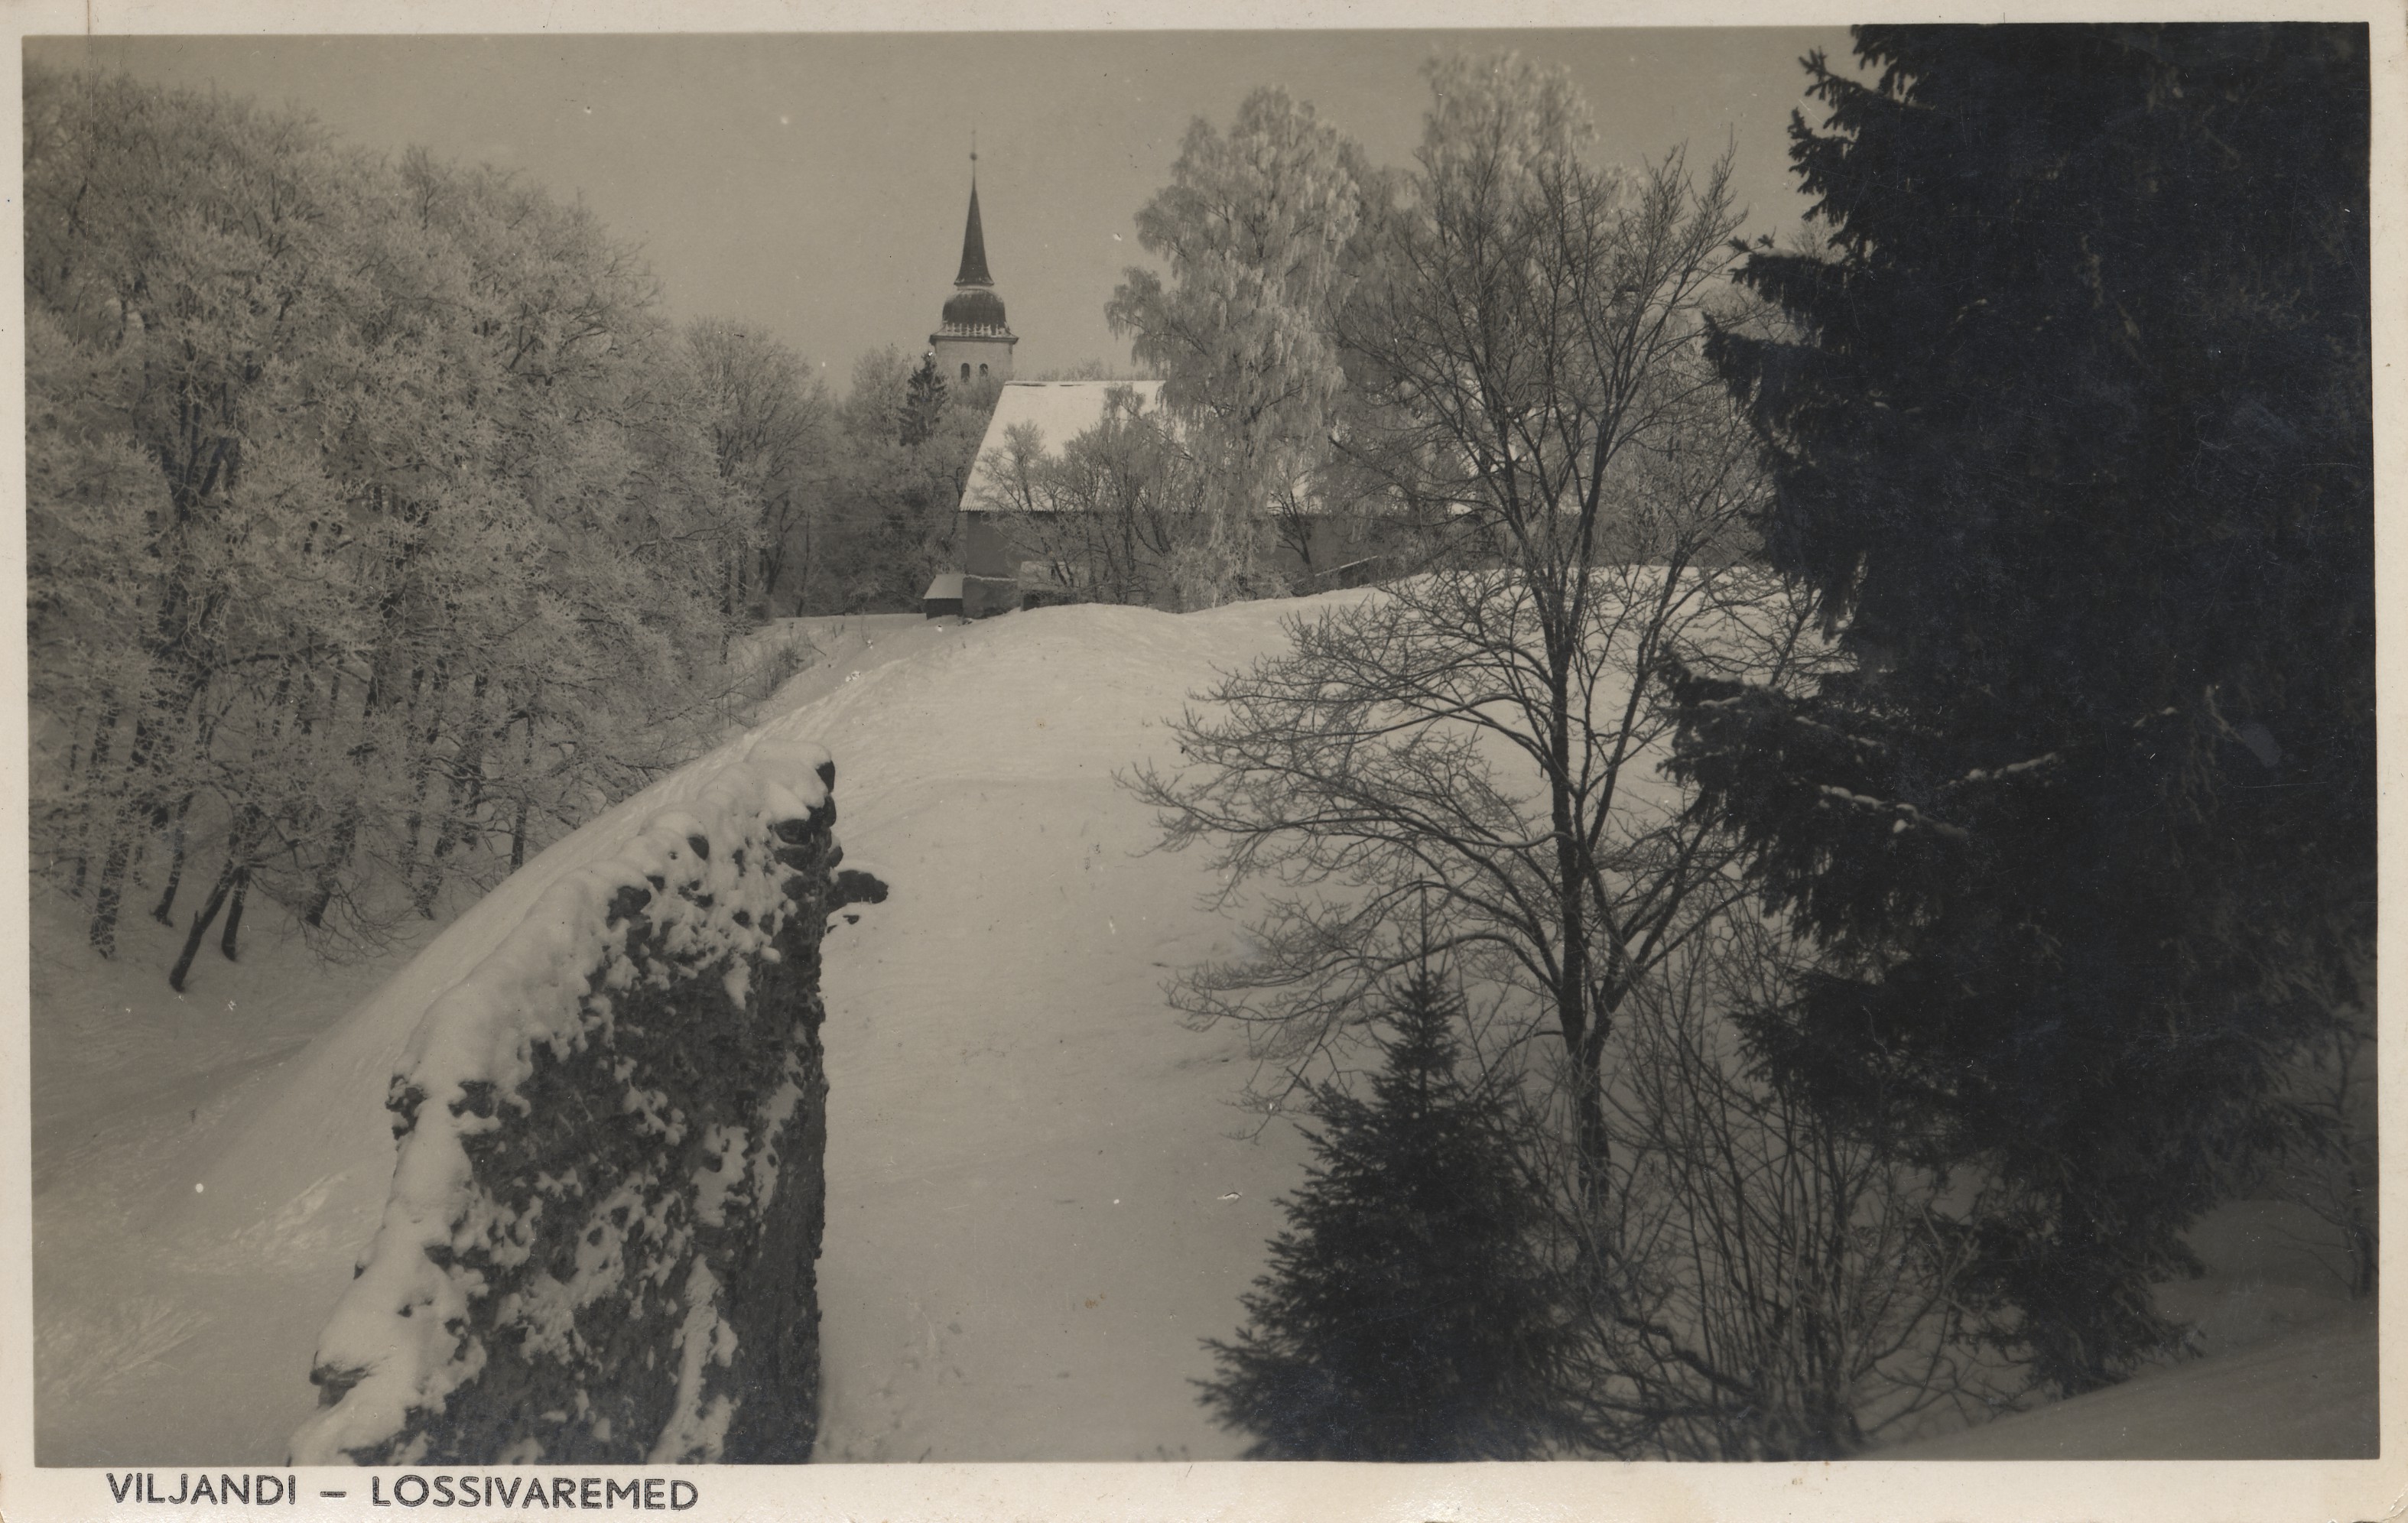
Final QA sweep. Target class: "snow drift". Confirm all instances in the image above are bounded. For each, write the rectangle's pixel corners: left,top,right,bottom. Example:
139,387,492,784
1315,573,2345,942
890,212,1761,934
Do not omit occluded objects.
288,733,852,1466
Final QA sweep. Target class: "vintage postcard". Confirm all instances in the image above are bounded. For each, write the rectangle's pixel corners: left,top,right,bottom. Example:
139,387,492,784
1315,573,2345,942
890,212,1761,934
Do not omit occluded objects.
2,2,2399,1519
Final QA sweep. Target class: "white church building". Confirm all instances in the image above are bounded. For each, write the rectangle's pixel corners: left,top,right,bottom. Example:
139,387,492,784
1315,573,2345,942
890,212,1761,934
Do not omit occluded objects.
918,168,1385,619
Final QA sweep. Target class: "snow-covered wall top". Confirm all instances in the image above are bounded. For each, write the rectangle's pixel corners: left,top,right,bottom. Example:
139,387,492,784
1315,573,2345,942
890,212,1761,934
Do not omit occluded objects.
289,733,847,1466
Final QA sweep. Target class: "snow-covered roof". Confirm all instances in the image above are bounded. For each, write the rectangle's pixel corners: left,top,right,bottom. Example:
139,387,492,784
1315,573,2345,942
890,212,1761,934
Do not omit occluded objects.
963,381,1164,513
958,378,1361,521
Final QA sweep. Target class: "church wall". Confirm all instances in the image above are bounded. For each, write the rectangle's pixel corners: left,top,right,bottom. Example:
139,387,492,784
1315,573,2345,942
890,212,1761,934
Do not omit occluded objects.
959,510,1020,618
951,506,1397,619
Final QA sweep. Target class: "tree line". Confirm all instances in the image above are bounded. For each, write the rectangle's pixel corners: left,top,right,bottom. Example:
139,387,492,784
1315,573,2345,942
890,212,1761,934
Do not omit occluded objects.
24,67,999,985
1116,28,2373,1459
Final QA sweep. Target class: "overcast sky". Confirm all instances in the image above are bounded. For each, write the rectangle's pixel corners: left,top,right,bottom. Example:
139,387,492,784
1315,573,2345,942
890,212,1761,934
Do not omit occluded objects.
31,29,1854,387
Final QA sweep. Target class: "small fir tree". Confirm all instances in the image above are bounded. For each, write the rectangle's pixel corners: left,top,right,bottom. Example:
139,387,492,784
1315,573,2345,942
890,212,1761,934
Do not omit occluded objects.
899,352,949,447
1198,968,1565,1460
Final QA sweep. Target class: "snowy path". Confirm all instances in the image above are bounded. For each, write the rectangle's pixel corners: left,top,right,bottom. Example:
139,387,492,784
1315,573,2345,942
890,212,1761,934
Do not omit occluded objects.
772,602,1333,1460
751,599,1329,1453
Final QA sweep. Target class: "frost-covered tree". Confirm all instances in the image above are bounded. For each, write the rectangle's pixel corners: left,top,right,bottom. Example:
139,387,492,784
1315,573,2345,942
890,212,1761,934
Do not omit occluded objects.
899,351,949,448
1107,88,1385,606
684,317,832,617
1199,965,1568,1460
803,346,998,613
23,67,396,966
24,66,771,983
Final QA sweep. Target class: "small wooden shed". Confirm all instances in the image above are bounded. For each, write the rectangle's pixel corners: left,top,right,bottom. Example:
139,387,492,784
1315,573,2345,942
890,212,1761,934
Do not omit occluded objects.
921,573,965,619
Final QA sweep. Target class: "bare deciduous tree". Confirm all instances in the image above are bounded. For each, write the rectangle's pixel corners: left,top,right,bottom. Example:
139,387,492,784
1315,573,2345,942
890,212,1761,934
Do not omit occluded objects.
1133,56,1807,1184
1533,916,2022,1458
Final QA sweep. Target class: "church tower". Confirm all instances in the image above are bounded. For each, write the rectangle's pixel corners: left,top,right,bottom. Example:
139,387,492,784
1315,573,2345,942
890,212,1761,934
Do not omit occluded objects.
929,154,1017,386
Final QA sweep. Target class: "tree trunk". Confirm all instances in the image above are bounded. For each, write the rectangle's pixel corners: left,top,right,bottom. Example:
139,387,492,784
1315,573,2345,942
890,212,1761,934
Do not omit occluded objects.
399,664,450,914
426,674,491,898
219,865,250,961
1545,643,1609,1197
88,710,163,956
509,714,538,872
722,546,741,663
150,790,197,924
170,830,248,992
212,671,292,957
89,830,135,959
302,660,369,931
72,698,124,897
306,805,357,930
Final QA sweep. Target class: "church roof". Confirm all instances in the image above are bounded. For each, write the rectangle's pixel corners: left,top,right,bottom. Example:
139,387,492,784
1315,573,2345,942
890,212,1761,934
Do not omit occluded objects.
954,182,993,287
962,382,1167,512
960,381,1361,521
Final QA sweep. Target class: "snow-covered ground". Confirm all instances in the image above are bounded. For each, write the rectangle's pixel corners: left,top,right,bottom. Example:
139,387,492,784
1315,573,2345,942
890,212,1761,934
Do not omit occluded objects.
28,598,2377,1465
1873,1197,2377,1459
28,614,959,1463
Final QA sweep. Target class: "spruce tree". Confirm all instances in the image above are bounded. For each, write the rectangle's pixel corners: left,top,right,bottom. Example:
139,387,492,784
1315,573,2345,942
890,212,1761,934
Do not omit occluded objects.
1672,25,2373,1394
1198,969,1565,1460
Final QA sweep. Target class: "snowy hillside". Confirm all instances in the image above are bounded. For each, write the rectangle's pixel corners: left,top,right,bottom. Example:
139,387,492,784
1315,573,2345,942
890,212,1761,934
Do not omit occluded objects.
1877,1197,2378,1460
34,602,1329,1464
30,597,2376,1466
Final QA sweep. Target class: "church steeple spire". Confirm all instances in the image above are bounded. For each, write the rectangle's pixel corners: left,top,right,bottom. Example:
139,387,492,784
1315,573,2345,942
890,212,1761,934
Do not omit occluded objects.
931,141,1016,385
954,151,993,289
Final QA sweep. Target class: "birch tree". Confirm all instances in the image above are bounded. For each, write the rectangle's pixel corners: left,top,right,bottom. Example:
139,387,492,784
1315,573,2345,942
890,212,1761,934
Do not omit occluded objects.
1107,88,1383,607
